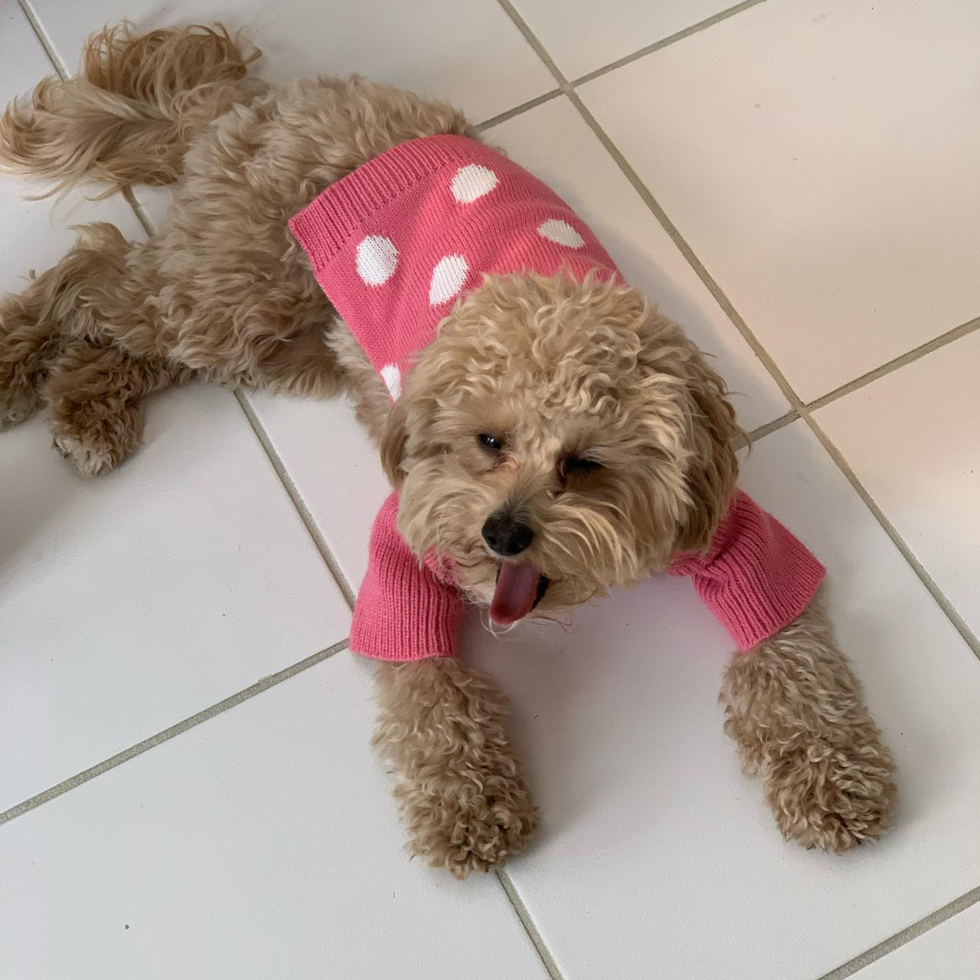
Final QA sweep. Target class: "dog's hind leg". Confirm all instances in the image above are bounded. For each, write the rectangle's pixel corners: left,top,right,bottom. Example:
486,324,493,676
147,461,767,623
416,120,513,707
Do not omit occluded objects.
0,222,189,474
0,289,63,427
0,228,128,427
42,340,192,476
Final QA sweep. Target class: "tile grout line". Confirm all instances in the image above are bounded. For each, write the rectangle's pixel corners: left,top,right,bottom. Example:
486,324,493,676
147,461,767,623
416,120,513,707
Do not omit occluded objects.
569,0,768,87
695,294,979,451
802,411,980,660
816,884,980,980
495,0,980,663
479,1,767,135
477,88,563,132
17,0,69,79
497,867,564,980
572,89,806,405
495,1,803,412
806,314,980,412
132,220,356,606
123,185,156,238
234,390,357,609
0,639,350,828
744,410,798,445
496,0,570,90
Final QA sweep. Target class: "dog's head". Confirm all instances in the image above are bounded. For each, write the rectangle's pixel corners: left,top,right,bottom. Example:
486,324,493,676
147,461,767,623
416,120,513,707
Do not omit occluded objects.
381,272,741,624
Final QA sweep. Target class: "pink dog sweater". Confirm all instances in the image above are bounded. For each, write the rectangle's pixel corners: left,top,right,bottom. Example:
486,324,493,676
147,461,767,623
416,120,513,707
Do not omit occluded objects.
289,135,826,660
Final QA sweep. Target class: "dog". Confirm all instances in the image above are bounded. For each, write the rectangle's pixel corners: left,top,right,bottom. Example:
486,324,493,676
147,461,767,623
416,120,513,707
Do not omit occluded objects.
0,24,896,877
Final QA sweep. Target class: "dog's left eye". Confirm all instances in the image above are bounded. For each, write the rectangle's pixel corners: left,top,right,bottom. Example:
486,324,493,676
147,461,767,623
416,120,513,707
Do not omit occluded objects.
477,433,504,452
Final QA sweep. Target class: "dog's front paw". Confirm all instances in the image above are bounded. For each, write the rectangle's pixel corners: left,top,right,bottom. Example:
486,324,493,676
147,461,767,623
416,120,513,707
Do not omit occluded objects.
763,730,896,853
722,601,897,854
396,762,539,878
373,658,539,877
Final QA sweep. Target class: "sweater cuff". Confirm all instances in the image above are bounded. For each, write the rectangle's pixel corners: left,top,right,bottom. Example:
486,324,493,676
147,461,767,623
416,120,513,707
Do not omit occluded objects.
349,493,465,661
670,490,826,651
707,530,825,651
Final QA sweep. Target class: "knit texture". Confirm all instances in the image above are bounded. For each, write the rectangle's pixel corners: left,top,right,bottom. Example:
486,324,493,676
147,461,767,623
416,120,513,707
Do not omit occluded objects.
350,494,465,661
668,490,826,651
349,491,825,661
289,134,620,400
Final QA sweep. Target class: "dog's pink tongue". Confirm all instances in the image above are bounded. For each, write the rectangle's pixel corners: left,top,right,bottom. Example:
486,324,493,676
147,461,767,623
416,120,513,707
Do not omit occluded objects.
490,563,541,626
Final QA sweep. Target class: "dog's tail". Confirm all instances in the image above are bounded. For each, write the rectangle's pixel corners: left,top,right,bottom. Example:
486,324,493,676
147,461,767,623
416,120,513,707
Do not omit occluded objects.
0,23,265,198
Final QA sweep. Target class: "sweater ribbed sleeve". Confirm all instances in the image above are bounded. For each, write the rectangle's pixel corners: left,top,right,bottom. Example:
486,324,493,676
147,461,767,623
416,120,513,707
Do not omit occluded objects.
668,490,826,651
349,493,464,661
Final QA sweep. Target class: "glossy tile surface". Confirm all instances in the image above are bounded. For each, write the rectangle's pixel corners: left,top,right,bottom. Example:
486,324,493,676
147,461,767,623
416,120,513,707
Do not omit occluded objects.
816,330,980,638
579,0,980,400
0,656,550,980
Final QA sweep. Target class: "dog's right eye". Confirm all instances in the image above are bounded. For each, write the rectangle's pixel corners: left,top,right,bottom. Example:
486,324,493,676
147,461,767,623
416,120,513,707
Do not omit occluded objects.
477,433,504,452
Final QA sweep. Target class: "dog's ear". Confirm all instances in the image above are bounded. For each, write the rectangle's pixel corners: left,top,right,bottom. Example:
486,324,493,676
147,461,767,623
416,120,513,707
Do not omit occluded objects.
673,358,742,553
380,396,410,488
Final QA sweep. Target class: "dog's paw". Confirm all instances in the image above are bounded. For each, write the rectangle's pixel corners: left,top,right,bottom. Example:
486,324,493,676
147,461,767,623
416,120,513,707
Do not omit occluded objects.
397,768,539,878
0,376,42,430
49,400,142,477
764,732,896,853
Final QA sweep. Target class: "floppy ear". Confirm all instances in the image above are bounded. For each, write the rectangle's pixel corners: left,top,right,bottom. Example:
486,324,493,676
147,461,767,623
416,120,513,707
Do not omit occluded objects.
673,357,742,553
380,396,410,488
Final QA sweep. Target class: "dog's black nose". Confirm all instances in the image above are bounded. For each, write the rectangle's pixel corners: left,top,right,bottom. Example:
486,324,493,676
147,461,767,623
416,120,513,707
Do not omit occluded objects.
482,514,534,557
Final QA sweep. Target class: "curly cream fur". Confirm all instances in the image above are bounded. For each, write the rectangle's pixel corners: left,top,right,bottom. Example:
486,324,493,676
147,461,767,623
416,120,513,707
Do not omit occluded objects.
373,659,538,877
0,23,895,872
722,595,896,851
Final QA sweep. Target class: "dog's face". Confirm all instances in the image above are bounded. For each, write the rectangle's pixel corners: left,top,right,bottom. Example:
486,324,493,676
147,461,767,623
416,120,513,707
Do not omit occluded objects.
382,273,741,624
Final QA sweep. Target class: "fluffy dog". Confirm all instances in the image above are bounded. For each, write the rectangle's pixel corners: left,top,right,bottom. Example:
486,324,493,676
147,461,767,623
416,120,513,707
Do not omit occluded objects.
0,24,896,876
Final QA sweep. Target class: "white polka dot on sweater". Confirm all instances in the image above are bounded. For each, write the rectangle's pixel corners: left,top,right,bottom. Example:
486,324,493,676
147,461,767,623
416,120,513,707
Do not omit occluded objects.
429,254,469,305
356,235,398,286
537,218,584,248
450,164,498,203
380,363,402,399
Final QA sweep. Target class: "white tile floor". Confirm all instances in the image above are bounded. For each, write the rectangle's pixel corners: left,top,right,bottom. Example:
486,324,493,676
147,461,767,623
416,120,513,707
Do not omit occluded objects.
1,0,978,977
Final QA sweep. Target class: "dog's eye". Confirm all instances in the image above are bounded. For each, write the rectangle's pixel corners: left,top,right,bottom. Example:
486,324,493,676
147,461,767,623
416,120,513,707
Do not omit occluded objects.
477,433,504,452
564,456,602,475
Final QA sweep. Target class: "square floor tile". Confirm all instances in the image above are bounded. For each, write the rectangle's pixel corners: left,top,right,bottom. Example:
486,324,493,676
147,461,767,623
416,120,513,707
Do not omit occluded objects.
512,0,737,79
579,0,980,400
0,655,550,980
855,903,980,980
28,0,554,125
815,329,980,641
0,386,350,812
0,4,145,293
465,421,980,980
